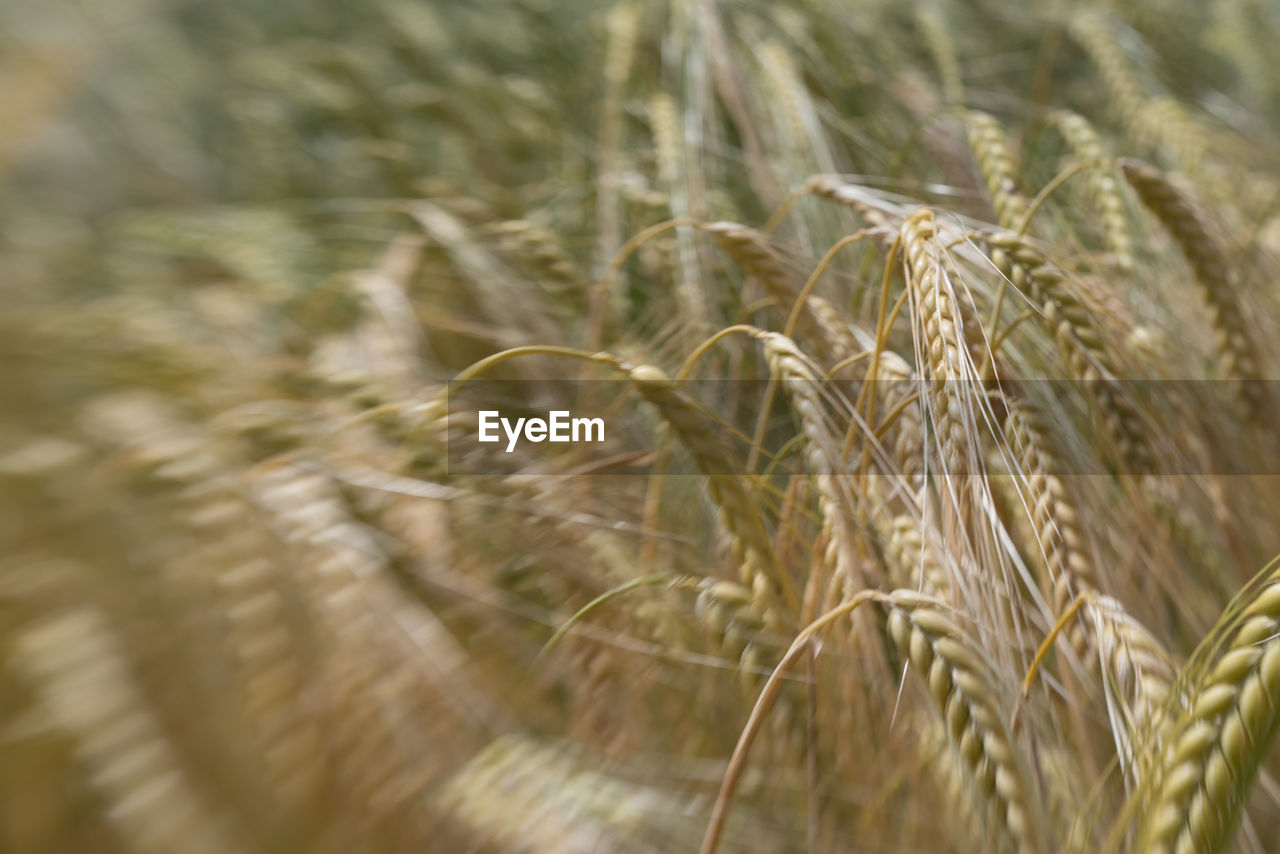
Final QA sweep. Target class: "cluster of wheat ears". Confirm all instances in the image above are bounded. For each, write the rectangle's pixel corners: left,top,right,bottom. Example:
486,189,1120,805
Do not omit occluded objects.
6,1,1280,852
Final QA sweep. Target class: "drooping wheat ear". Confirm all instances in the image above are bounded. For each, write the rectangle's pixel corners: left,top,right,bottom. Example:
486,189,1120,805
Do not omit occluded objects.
902,208,974,475
1083,595,1176,779
1047,111,1134,272
13,608,250,854
915,4,964,107
886,591,1048,854
965,111,1029,230
703,221,856,365
803,175,902,237
1000,395,1099,623
1120,160,1267,421
986,232,1151,475
1128,574,1280,854
248,459,491,800
627,364,786,628
760,332,865,594
806,294,865,376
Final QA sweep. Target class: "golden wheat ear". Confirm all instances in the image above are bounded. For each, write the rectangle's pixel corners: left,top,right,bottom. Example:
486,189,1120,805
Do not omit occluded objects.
1117,561,1280,854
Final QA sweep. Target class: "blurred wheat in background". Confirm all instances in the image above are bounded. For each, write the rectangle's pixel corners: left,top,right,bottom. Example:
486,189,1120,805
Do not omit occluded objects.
5,1,1280,852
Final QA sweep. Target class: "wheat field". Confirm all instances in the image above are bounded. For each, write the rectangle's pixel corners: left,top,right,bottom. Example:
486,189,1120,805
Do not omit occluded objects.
5,1,1280,852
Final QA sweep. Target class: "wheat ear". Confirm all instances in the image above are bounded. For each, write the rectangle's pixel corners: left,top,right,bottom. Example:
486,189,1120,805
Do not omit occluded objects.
627,364,786,628
760,332,864,592
887,591,1048,854
1047,110,1133,272
986,232,1151,474
902,208,975,475
704,221,856,365
1000,396,1098,621
966,111,1029,230
1120,159,1266,421
1128,572,1280,854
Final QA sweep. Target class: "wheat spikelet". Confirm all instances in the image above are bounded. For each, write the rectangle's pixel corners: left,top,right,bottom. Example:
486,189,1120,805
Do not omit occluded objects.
886,591,1047,854
1120,160,1267,421
1047,110,1134,272
965,111,1029,230
1131,576,1280,854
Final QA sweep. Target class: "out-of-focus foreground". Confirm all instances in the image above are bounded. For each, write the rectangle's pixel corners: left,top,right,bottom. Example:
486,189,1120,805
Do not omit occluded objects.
5,2,1280,853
